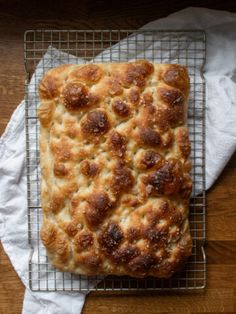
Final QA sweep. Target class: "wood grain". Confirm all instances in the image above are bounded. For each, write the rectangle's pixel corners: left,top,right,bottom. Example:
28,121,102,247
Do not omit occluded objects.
0,243,24,314
0,1,236,313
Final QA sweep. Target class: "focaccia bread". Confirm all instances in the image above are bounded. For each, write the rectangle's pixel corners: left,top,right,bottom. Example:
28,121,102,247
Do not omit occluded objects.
38,60,192,278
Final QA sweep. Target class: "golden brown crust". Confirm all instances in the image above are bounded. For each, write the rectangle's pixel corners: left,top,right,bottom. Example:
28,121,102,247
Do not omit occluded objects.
38,61,192,278
81,110,110,137
112,98,131,117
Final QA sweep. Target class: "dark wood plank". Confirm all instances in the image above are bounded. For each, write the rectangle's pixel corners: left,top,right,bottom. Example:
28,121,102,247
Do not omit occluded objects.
207,154,236,241
83,288,234,313
0,243,24,314
207,241,236,264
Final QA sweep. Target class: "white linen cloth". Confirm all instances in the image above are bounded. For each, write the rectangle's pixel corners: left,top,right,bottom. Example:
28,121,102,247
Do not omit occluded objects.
0,7,236,314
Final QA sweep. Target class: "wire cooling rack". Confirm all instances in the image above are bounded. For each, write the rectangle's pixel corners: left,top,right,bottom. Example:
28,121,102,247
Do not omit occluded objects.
24,30,206,292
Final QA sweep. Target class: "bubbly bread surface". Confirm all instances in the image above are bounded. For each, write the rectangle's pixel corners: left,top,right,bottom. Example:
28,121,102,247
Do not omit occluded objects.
38,60,192,278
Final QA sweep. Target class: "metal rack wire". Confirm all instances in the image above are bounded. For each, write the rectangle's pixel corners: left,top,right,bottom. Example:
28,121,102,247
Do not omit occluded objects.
24,30,206,292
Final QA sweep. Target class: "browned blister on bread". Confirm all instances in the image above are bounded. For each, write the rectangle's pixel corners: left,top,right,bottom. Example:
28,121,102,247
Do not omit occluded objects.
38,61,192,278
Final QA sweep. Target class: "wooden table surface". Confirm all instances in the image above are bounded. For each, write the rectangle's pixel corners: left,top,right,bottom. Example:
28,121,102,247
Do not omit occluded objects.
1,1,236,313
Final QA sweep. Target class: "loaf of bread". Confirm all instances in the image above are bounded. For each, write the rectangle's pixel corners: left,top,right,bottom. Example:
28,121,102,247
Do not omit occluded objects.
38,60,192,278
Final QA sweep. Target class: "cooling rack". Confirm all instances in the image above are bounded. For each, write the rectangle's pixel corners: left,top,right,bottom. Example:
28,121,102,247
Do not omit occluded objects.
24,30,206,291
